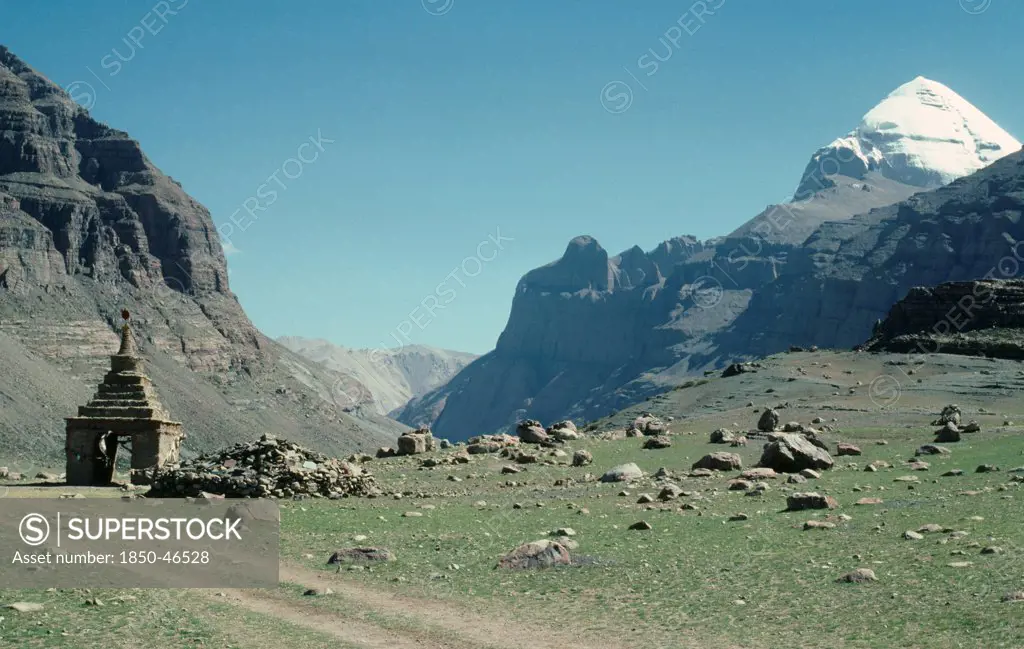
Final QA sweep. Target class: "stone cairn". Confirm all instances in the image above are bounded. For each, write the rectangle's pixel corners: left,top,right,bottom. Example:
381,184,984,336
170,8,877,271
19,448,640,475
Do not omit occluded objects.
147,434,378,498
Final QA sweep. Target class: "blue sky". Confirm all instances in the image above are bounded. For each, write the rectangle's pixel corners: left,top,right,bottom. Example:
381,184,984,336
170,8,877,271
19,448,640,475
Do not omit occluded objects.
4,0,1023,354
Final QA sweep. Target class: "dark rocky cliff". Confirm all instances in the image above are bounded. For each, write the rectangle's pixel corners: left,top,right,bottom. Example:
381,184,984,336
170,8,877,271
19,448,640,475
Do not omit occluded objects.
864,279,1024,359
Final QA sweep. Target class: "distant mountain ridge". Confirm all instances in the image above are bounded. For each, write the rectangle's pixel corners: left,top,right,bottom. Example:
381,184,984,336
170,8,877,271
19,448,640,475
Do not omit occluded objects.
399,76,1023,440
277,337,477,415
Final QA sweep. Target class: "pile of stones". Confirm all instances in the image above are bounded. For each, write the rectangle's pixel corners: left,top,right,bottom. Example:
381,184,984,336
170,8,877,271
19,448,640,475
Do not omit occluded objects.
147,434,378,498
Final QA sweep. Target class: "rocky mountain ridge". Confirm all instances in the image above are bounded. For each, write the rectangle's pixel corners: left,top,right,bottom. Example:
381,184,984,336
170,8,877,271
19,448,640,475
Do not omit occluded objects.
277,336,477,415
400,77,1023,440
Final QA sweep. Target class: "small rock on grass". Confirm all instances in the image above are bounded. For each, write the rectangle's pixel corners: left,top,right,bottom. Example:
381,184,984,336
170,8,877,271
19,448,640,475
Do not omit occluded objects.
3,602,43,612
836,568,877,583
303,588,334,596
628,521,653,531
804,520,836,530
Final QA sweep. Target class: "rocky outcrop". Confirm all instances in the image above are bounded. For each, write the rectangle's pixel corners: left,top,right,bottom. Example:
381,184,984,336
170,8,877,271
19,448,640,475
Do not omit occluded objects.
863,280,1024,359
0,46,403,462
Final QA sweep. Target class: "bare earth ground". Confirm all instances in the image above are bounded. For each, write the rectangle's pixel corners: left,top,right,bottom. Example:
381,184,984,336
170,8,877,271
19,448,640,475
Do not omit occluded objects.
2,350,1024,648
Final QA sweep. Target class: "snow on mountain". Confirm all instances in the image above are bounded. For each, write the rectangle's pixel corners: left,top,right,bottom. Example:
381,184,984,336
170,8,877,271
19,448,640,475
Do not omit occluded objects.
277,337,478,416
794,76,1020,199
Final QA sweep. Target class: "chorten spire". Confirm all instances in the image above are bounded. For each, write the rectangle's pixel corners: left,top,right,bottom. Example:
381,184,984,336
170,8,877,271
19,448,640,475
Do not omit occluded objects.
116,309,138,357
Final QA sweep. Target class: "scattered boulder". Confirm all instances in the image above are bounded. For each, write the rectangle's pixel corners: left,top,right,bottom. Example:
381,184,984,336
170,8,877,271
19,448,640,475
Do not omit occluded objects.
782,421,803,433
740,468,777,480
643,436,672,450
630,414,668,436
903,531,924,540
376,447,397,458
836,568,877,583
328,547,396,564
916,444,950,456
397,428,436,456
804,520,836,530
758,434,834,473
786,492,839,511
933,404,962,427
692,452,742,472
722,362,755,378
757,409,780,432
962,421,981,434
657,484,684,501
516,420,550,444
571,450,593,467
730,436,748,447
466,434,520,454
935,423,961,443
836,443,861,457
496,540,571,570
3,602,44,612
600,463,643,483
548,421,581,441
728,479,754,491
976,464,999,473
628,520,653,531
709,428,735,444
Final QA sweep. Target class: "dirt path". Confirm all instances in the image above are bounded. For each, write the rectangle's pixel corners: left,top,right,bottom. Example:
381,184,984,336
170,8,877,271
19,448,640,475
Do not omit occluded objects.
204,561,605,649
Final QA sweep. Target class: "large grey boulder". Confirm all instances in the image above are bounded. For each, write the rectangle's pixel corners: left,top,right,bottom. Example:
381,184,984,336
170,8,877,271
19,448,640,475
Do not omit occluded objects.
692,452,742,472
758,433,834,473
757,409,780,432
397,428,435,455
599,463,643,483
516,420,550,444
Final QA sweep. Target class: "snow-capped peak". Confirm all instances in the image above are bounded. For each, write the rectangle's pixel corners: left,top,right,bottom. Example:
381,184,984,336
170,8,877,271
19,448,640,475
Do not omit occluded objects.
794,76,1021,199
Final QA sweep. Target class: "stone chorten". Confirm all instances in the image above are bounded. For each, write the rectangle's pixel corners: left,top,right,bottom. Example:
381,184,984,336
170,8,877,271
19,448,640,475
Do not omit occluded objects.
65,313,184,485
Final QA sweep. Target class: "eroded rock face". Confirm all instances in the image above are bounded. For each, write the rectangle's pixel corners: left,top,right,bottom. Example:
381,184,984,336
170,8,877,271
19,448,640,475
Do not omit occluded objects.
0,47,400,460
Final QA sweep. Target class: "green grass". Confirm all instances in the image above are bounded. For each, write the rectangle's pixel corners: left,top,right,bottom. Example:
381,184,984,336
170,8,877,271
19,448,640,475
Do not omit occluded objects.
278,427,1024,649
0,588,341,648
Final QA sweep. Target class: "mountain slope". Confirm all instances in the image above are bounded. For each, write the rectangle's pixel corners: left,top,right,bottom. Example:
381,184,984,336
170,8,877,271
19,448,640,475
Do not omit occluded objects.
720,148,1024,356
0,45,405,463
277,337,477,415
402,76,1022,440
